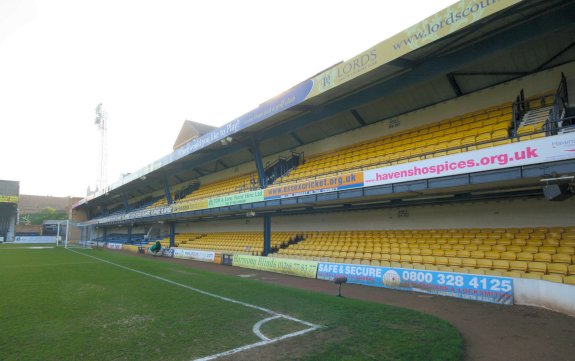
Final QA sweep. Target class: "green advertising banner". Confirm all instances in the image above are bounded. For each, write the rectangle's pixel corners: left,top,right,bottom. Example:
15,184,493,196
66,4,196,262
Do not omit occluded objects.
233,255,318,279
208,190,264,208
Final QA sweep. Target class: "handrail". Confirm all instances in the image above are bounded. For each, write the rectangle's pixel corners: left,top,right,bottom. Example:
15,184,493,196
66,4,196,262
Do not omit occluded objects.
546,72,569,135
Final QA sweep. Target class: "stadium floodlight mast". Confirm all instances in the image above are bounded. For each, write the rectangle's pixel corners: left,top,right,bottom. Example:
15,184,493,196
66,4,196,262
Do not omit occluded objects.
94,103,108,193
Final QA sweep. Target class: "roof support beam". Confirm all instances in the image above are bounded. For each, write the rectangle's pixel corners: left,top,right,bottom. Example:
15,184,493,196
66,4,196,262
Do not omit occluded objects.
452,71,528,76
163,175,173,205
217,159,228,170
290,132,304,146
350,109,367,126
535,41,575,72
447,73,463,97
122,193,129,211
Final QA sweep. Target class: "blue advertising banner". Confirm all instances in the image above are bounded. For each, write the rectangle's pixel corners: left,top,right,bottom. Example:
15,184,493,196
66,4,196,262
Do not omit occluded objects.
317,263,513,305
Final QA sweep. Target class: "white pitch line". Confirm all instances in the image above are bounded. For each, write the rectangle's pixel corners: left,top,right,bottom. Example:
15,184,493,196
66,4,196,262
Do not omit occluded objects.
253,315,281,341
66,248,322,360
194,324,320,361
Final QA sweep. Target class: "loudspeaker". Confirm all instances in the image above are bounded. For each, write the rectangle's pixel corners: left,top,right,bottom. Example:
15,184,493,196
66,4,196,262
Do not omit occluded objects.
543,183,573,201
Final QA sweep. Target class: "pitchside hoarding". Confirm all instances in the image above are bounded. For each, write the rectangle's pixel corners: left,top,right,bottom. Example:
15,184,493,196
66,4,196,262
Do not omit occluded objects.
233,255,318,278
317,262,514,305
172,248,215,262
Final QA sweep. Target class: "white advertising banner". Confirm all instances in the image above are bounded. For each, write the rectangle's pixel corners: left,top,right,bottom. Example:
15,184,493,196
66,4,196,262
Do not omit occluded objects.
105,242,123,250
364,133,575,187
172,248,215,262
14,236,57,243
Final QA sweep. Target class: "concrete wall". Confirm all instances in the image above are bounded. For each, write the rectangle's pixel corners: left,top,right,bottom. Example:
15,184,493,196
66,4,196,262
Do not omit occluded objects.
514,279,575,317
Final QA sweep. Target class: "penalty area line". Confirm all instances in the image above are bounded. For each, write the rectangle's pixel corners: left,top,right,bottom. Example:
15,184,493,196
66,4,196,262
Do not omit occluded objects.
66,248,322,360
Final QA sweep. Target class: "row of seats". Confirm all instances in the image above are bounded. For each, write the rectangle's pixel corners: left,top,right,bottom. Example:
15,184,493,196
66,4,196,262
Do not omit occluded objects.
175,231,299,256
276,102,515,183
273,228,575,284
277,96,552,185
174,173,259,204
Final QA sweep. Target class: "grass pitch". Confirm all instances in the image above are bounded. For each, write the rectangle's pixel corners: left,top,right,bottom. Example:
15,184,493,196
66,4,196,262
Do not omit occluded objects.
0,245,464,360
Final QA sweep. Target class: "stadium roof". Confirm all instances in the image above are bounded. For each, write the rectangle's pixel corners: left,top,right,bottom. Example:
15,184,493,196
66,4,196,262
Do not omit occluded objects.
75,0,575,209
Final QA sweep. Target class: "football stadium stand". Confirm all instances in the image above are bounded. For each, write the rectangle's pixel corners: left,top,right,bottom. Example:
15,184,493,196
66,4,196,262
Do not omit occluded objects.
70,0,575,313
0,180,19,242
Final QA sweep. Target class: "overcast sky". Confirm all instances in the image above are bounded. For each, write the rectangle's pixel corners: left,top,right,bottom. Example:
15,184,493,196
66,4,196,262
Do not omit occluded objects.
0,0,455,198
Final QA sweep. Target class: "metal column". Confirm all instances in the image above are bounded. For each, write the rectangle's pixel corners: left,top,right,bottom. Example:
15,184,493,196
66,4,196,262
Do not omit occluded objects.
169,222,176,248
263,214,271,256
251,139,267,189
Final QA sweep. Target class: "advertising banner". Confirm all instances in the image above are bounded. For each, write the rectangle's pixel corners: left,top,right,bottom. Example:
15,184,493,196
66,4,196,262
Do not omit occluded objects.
309,0,523,97
364,133,575,187
208,190,264,208
160,248,175,258
172,199,209,213
233,255,318,278
317,263,513,305
122,245,140,253
172,248,216,262
106,242,123,250
14,236,57,243
0,195,18,203
265,172,364,200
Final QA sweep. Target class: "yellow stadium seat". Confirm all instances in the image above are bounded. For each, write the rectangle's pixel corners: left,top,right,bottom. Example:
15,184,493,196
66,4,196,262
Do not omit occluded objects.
503,271,521,278
462,258,477,268
557,246,575,255
522,246,539,254
456,250,471,258
435,256,449,266
522,272,543,280
448,257,462,267
547,263,568,276
509,261,528,273
493,260,510,271
485,270,503,277
542,274,564,284
528,262,547,274
468,268,485,275
533,253,552,263
484,251,500,260
477,259,493,269
470,250,485,259
538,246,557,255
564,275,575,285
516,252,534,261
552,253,571,264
